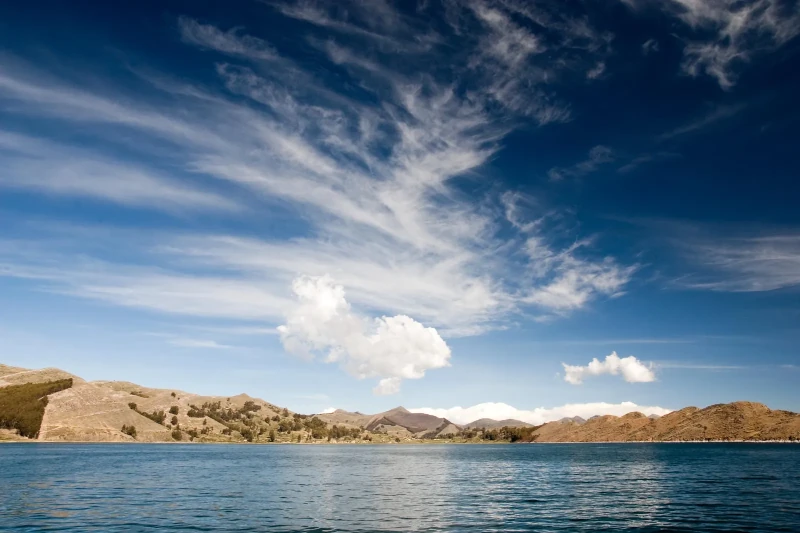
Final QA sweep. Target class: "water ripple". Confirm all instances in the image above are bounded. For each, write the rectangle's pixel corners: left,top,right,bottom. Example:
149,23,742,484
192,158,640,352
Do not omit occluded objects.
1,443,799,532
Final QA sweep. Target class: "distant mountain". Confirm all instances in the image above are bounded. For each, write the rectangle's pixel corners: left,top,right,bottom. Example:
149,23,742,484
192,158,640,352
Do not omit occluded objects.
318,406,460,438
463,418,533,429
556,416,586,425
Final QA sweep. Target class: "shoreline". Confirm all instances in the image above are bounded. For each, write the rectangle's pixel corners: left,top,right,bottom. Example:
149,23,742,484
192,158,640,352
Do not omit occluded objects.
3,439,798,445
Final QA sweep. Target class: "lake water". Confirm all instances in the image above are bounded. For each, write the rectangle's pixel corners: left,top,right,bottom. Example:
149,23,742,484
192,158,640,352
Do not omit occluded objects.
1,443,799,532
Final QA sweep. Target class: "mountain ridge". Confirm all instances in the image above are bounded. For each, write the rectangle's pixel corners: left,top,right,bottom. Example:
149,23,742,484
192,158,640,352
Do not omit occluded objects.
2,364,799,443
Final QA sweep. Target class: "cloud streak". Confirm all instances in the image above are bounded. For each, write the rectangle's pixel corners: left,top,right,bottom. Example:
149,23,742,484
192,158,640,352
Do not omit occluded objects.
0,5,635,338
680,233,800,292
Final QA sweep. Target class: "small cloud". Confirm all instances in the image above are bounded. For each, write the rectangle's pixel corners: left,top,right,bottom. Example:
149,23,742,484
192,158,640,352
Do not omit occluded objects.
641,38,659,55
548,145,614,181
658,104,745,141
168,338,235,349
562,351,655,385
586,61,606,80
319,407,337,414
617,151,681,174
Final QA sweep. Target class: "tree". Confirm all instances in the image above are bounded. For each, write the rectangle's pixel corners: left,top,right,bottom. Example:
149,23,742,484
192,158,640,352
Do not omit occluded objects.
172,428,182,441
169,406,179,415
121,424,137,438
128,402,137,410
171,415,179,426
171,392,176,398
282,407,289,417
269,429,276,442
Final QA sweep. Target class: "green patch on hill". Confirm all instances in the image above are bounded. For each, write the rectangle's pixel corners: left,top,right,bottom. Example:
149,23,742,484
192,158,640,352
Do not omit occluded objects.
0,379,74,438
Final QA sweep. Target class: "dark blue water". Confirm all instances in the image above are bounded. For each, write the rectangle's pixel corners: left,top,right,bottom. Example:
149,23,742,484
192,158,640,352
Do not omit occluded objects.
1,444,799,532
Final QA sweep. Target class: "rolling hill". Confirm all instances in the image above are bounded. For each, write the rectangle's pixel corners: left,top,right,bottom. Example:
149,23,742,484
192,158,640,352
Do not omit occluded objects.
2,363,799,443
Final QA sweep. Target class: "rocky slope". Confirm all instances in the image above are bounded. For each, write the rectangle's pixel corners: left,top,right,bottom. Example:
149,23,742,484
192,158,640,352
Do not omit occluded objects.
0,364,284,442
531,402,800,442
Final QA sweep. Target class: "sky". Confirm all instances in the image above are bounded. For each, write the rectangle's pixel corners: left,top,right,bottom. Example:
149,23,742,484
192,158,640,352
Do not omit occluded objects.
1,0,799,424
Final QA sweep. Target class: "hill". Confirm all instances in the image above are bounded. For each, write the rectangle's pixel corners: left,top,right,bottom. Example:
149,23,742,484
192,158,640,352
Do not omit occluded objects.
463,418,533,429
317,406,460,439
531,402,800,442
2,364,798,443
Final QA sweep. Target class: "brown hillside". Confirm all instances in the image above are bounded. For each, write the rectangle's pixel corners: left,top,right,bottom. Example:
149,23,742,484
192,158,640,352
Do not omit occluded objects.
464,418,533,429
532,401,800,442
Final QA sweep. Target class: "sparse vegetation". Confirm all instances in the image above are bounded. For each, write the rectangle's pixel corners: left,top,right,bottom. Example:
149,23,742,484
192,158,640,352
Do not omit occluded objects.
479,425,542,442
127,402,167,425
0,379,73,438
130,391,148,398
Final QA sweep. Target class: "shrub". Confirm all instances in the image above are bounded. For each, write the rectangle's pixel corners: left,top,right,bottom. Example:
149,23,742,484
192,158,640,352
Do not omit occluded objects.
121,424,137,438
171,428,182,441
169,406,179,415
171,392,176,398
171,415,179,426
138,410,166,425
130,391,148,398
0,379,73,438
128,402,137,410
240,427,254,442
269,429,276,442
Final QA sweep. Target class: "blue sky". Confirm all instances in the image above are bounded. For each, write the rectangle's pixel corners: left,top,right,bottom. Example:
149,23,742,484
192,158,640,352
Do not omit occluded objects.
1,0,799,423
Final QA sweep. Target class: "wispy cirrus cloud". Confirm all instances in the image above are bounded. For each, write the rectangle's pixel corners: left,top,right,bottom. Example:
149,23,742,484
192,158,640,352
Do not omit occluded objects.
0,2,634,344
0,131,238,213
657,103,745,141
168,338,236,350
177,16,279,60
679,233,800,292
548,145,615,181
625,0,800,89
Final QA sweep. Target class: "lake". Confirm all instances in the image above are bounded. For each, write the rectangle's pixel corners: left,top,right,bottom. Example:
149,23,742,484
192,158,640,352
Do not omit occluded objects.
1,443,798,532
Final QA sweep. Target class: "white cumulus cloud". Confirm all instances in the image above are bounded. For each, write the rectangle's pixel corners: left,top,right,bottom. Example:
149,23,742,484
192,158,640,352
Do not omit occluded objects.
562,351,655,385
410,401,671,426
278,275,451,394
